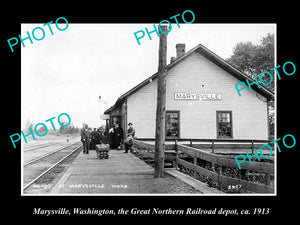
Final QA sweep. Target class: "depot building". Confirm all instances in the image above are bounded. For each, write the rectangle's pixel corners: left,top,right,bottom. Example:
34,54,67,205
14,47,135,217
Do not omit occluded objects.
104,43,274,140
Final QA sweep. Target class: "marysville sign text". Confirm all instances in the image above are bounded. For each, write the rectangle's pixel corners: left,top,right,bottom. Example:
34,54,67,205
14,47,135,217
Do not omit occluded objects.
174,93,222,101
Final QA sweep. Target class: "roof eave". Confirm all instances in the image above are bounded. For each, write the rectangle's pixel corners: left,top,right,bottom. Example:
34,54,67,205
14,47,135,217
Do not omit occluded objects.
196,46,274,101
105,43,274,113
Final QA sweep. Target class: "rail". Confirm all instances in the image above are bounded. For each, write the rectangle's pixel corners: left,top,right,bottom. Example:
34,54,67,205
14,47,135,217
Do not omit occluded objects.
23,142,82,191
23,142,57,152
135,138,271,154
132,139,274,193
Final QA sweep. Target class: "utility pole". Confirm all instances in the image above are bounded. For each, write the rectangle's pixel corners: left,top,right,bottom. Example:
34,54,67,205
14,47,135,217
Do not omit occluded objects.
154,25,168,178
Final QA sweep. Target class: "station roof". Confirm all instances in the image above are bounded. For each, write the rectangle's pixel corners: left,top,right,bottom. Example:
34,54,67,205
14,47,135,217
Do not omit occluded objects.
104,43,274,114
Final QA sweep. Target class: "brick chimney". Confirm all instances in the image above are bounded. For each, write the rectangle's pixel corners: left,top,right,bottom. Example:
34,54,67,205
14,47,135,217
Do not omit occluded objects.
170,57,176,63
176,43,185,58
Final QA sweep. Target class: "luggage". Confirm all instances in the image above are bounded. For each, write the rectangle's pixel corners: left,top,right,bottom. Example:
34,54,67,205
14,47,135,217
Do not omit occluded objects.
95,143,110,159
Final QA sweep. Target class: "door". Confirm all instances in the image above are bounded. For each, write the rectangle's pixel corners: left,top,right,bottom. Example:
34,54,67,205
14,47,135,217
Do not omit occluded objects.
111,116,122,128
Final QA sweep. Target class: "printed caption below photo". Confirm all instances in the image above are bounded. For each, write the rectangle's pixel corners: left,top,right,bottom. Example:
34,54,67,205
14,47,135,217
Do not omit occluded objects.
33,207,270,216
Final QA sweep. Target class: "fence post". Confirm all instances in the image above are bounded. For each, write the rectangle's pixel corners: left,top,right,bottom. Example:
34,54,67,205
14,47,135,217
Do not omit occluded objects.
251,140,254,155
174,140,178,170
217,165,222,188
193,157,197,165
212,139,215,153
190,139,193,147
265,173,271,186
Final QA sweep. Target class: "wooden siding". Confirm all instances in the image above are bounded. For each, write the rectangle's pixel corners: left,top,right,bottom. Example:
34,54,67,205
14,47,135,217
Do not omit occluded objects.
127,52,268,139
127,79,157,138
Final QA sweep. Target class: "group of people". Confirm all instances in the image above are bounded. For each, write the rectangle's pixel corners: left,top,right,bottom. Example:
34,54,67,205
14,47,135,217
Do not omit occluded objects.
108,122,135,153
108,122,123,150
80,124,105,154
80,122,136,154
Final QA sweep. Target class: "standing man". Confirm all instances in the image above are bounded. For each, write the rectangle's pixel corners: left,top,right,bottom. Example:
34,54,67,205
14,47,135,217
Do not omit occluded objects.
124,122,135,153
94,127,102,145
108,126,116,149
91,128,97,150
114,122,124,150
81,124,90,154
88,127,93,150
127,122,135,137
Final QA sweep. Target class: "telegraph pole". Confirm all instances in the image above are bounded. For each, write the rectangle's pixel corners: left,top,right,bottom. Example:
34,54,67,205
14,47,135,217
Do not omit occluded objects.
154,25,168,178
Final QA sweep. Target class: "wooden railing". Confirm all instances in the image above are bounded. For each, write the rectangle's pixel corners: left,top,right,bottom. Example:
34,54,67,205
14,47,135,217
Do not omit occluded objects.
132,139,178,164
131,140,155,164
132,139,274,194
135,138,272,154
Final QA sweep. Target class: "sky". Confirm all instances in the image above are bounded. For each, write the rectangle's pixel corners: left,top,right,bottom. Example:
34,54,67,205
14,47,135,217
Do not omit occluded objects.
21,23,275,129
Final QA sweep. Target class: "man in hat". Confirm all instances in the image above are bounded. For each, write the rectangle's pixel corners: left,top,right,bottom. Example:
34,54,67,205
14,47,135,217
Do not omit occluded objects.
114,122,124,150
94,127,102,145
90,128,97,150
127,122,135,137
81,124,90,154
124,122,135,153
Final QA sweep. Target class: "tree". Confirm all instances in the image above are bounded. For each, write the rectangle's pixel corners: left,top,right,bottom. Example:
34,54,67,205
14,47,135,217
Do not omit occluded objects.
227,41,259,77
227,33,275,92
23,118,34,132
227,33,275,139
59,123,79,135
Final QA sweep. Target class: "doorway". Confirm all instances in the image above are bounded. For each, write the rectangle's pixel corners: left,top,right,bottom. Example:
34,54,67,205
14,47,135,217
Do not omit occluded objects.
111,116,122,129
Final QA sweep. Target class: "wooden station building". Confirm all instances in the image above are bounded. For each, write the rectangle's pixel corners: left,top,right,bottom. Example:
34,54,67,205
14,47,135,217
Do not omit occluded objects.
104,43,274,140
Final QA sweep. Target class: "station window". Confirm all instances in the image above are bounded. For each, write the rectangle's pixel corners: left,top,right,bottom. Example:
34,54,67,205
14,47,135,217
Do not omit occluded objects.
216,111,232,138
166,111,180,138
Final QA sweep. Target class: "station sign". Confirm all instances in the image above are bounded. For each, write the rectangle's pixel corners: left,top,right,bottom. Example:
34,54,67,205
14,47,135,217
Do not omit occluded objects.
174,92,222,101
100,114,110,120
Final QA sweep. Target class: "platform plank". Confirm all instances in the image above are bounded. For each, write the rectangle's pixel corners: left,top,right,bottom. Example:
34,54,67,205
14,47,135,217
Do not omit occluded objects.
50,150,209,194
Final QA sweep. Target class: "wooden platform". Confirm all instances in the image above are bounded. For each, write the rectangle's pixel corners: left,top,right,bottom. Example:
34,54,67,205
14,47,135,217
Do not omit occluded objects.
50,149,221,194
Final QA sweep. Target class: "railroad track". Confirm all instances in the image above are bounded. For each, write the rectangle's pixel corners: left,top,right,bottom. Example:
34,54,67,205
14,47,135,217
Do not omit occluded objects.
23,142,82,192
23,142,59,152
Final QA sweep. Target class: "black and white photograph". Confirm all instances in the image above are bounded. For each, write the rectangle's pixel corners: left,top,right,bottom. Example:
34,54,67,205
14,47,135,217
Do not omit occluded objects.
20,23,276,195
3,6,298,221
